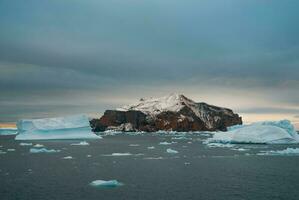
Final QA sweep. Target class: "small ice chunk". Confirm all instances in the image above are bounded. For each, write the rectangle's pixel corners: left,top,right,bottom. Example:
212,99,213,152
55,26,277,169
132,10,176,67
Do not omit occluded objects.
7,149,15,152
29,148,60,153
207,143,235,148
0,150,6,154
71,141,89,146
33,144,44,148
129,144,140,147
87,155,92,158
147,146,155,149
159,142,174,145
62,156,73,159
110,153,132,156
166,148,178,154
20,142,33,146
258,148,299,156
143,157,164,160
89,180,123,188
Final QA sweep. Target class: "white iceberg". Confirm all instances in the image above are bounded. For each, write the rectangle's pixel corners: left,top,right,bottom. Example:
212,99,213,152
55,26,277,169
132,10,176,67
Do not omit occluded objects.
207,120,299,144
89,180,123,187
0,127,17,135
258,148,299,156
15,115,101,140
166,148,178,154
29,148,61,153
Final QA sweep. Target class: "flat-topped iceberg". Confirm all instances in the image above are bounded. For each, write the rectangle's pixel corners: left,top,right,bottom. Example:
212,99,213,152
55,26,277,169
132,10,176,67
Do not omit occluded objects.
15,115,101,140
207,120,299,144
0,127,17,135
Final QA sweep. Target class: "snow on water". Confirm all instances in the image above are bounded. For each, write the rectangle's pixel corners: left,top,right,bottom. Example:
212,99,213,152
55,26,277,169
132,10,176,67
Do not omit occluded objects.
166,148,178,154
29,148,61,153
15,115,101,140
258,148,299,156
89,180,123,188
207,120,299,144
0,128,17,135
70,141,89,146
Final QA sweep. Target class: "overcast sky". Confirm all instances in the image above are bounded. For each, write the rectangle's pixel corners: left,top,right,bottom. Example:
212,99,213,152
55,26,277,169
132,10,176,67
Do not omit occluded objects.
0,1,299,128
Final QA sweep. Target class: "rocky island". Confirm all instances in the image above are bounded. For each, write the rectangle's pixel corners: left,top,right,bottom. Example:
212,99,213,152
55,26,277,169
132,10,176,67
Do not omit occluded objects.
90,94,242,132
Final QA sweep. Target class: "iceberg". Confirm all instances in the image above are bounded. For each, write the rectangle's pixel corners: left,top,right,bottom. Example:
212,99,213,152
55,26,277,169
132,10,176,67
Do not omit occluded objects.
207,120,299,144
89,180,123,188
0,127,17,135
15,115,101,140
29,148,61,153
258,148,299,156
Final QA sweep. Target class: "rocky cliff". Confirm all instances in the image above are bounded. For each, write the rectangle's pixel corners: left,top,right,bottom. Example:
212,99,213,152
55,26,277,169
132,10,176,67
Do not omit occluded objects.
90,94,242,132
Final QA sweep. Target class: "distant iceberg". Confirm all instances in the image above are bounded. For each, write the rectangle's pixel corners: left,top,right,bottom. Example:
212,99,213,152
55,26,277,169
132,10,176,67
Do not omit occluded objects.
208,120,299,144
15,115,101,140
0,127,17,135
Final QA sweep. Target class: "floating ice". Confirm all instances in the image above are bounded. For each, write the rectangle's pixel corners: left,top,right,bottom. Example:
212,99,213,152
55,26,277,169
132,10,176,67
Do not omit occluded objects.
143,157,164,160
207,143,235,148
207,120,299,144
110,153,132,156
89,180,123,188
33,144,44,148
29,148,61,153
171,136,190,140
71,141,89,146
257,148,299,156
159,141,176,145
86,155,92,158
20,142,33,146
147,146,155,149
7,149,15,152
129,144,140,147
62,156,73,159
0,150,6,154
0,127,17,135
166,148,178,154
15,115,101,140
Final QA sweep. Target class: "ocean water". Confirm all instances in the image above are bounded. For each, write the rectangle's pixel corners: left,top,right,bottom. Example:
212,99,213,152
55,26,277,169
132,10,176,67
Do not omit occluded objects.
1,133,299,200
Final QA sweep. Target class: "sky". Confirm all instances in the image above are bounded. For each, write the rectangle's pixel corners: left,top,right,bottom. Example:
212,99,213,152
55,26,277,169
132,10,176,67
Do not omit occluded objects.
0,1,299,129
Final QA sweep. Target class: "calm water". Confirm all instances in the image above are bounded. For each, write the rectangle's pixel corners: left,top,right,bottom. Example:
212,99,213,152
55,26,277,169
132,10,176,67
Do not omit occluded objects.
1,133,299,200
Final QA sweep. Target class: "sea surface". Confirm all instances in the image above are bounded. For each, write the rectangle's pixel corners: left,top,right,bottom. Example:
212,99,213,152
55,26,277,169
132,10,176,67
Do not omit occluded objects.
1,133,299,200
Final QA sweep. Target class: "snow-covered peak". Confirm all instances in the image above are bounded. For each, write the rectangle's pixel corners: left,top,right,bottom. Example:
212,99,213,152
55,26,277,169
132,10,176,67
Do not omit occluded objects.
117,93,193,115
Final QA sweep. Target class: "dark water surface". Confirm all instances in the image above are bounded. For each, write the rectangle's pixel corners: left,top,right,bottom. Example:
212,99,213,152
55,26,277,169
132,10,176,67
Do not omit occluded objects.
1,133,299,200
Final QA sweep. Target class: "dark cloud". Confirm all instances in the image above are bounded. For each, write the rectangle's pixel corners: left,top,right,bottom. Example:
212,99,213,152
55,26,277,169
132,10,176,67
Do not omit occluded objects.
0,0,299,122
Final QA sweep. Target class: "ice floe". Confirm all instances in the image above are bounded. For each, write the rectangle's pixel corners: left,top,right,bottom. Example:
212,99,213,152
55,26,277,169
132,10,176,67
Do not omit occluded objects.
206,143,235,148
89,180,123,188
159,141,176,145
166,148,178,154
29,148,61,153
207,120,299,144
71,141,89,146
15,115,101,140
257,148,299,156
147,146,155,149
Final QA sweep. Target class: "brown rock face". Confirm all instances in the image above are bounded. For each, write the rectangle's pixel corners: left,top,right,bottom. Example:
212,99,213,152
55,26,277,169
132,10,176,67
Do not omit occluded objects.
90,94,242,132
